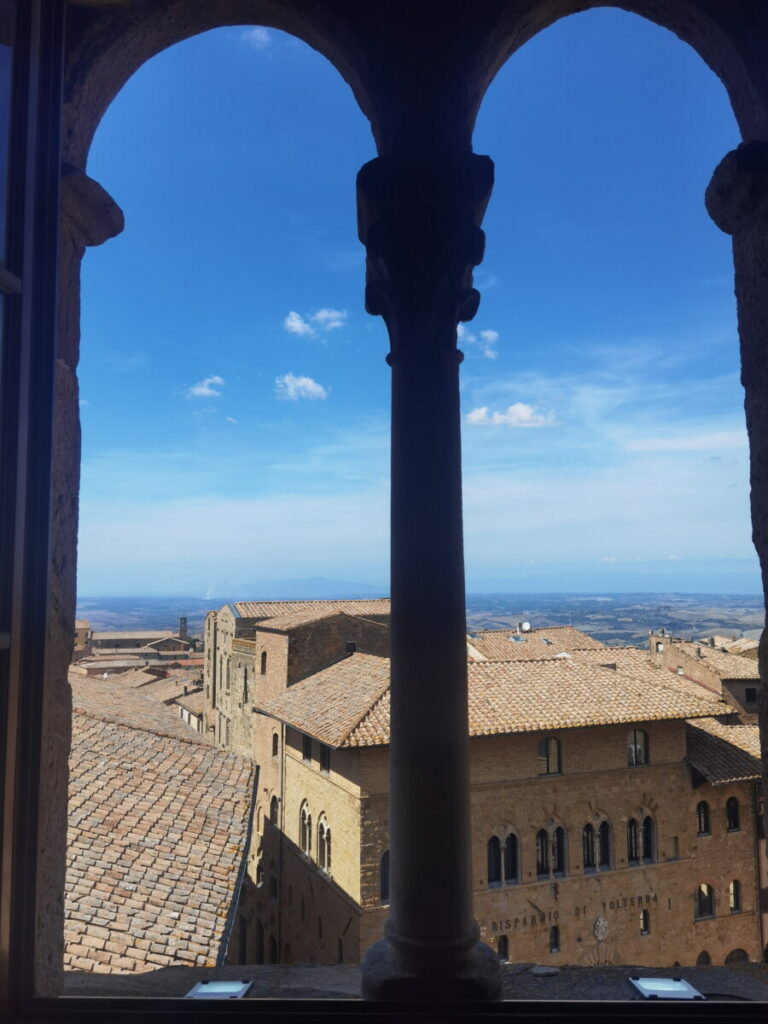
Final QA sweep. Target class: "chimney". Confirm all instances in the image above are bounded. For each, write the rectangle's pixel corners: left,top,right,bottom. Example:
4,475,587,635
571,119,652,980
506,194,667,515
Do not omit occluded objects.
183,685,188,696
179,616,188,640
709,637,715,648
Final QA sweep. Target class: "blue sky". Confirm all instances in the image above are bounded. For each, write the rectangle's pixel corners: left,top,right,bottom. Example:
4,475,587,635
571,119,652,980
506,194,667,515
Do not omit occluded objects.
78,10,758,597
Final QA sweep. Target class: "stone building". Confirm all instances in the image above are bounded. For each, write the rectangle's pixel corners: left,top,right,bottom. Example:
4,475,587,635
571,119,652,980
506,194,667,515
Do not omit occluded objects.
243,645,764,969
649,633,762,717
5,0,768,1010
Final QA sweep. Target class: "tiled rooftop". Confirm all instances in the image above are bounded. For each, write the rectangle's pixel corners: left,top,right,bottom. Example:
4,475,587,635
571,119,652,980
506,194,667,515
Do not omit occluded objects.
174,690,205,714
70,675,207,742
668,639,760,680
66,693,257,974
91,630,177,641
686,717,761,784
467,626,603,661
567,649,731,707
232,598,390,620
254,608,348,632
258,654,722,749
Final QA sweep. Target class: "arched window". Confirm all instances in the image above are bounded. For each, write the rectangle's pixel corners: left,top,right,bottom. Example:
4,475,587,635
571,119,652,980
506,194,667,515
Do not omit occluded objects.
725,948,749,965
726,797,740,831
640,909,650,935
270,795,279,824
487,835,501,886
537,736,561,775
553,826,566,874
696,801,711,836
300,803,312,855
497,935,508,961
269,936,278,963
272,732,279,757
695,883,714,919
582,824,595,870
318,817,331,872
598,821,611,868
641,816,654,862
380,849,390,903
627,818,639,863
696,951,711,967
504,833,519,884
627,728,648,766
260,650,267,675
536,829,550,877
549,925,560,953
729,879,741,912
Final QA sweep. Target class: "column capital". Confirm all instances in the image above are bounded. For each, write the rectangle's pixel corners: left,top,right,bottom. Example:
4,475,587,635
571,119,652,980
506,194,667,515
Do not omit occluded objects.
705,141,768,236
356,153,494,358
60,164,124,248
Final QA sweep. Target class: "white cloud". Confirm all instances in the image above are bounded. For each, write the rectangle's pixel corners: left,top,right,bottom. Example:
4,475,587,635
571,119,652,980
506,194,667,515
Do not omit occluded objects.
241,27,270,49
457,323,499,359
284,311,315,337
275,372,328,401
226,416,238,424
466,403,555,427
186,375,224,398
311,308,347,330
79,399,90,407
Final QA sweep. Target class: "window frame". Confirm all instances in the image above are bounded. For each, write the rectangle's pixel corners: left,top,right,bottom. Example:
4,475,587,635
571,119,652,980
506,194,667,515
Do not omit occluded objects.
726,796,740,832
696,800,711,837
537,736,561,776
694,883,715,920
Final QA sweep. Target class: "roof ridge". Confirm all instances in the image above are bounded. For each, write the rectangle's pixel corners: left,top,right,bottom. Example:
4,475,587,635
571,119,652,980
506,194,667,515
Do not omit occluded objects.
342,675,392,746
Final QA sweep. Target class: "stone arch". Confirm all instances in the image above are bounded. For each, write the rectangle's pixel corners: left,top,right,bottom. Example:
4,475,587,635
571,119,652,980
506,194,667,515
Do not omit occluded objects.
725,947,749,965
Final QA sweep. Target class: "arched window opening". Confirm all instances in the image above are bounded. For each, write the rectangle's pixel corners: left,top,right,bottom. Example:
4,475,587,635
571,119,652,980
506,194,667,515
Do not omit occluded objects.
640,909,650,935
729,879,741,912
261,651,267,675
269,936,278,963
726,797,740,831
270,795,279,824
487,835,501,886
695,883,714,919
497,935,509,961
504,833,519,884
536,829,550,877
553,826,566,875
725,948,749,965
627,729,648,766
696,951,711,967
582,824,595,871
598,821,611,868
549,925,560,953
641,816,654,863
272,732,279,758
627,818,639,864
300,803,312,855
318,817,331,872
380,849,390,903
696,800,711,836
537,737,561,775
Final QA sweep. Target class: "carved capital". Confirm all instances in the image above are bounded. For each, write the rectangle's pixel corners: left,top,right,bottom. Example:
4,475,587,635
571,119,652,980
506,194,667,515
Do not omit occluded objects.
357,154,494,358
705,141,768,236
60,164,124,248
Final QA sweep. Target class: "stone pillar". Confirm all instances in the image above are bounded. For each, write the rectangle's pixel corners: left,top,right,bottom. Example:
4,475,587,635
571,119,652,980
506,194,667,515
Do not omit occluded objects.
705,141,768,817
35,166,123,995
358,154,500,1001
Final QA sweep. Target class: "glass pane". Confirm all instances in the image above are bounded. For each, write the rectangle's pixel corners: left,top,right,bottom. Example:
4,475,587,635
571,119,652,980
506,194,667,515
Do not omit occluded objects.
0,2,14,265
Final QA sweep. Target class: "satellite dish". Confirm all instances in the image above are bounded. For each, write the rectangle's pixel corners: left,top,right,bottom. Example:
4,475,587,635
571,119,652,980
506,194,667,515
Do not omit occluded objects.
521,621,531,632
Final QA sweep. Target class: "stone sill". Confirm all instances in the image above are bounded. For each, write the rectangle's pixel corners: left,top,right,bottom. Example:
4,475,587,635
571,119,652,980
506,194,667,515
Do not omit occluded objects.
63,963,768,1002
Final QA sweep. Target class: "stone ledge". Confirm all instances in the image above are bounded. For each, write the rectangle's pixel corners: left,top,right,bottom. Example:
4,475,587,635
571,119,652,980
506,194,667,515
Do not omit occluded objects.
63,962,768,1002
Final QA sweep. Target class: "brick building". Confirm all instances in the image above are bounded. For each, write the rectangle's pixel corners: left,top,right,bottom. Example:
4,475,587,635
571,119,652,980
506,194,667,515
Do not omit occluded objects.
204,611,764,969
649,633,761,717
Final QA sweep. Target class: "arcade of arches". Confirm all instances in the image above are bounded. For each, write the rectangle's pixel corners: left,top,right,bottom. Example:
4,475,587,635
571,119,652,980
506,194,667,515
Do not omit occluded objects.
4,0,768,1007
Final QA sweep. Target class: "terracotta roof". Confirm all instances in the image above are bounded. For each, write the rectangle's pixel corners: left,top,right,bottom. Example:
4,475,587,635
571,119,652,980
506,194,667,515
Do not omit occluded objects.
686,718,762,784
254,608,346,632
70,676,207,742
466,626,603,661
255,653,391,747
232,598,390,620
66,698,256,973
174,690,205,714
258,655,720,749
668,640,760,680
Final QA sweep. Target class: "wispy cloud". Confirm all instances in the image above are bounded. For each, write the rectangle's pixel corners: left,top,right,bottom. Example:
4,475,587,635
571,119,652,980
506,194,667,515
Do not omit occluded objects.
226,416,238,424
466,402,555,427
283,308,348,338
241,27,271,50
457,323,499,359
79,399,90,407
186,375,224,398
275,372,328,400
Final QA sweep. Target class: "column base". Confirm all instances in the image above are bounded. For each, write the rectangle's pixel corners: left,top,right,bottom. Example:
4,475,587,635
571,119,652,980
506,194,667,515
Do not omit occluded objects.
361,935,502,1002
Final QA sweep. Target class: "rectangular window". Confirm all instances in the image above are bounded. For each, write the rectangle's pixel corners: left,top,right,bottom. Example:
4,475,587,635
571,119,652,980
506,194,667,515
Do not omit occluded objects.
745,686,757,705
320,744,331,773
345,640,357,654
302,733,312,763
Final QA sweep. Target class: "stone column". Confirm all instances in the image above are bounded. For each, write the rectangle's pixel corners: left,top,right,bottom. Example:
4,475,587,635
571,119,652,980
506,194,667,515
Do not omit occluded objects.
358,154,500,1001
705,142,768,815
